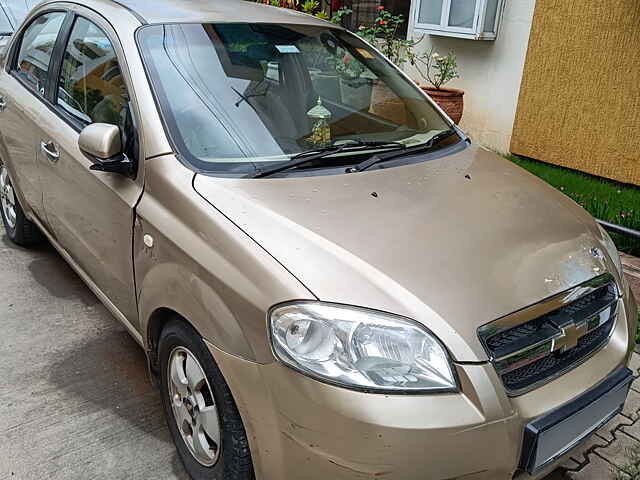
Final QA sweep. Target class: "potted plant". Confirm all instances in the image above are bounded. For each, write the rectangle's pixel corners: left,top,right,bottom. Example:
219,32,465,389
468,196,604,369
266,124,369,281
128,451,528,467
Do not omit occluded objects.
409,47,464,124
306,8,357,104
335,53,374,111
358,6,415,124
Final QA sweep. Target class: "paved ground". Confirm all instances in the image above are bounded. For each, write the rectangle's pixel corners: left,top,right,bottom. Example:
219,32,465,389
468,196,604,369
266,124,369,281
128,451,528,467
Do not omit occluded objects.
0,235,187,479
555,354,640,480
555,254,640,480
0,234,639,479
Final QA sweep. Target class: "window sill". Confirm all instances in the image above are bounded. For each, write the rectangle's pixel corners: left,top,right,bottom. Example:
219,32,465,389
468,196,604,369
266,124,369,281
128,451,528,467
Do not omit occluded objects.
413,26,496,41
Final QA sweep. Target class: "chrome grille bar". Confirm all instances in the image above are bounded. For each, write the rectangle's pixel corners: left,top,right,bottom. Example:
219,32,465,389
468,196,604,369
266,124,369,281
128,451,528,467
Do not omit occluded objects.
478,274,620,395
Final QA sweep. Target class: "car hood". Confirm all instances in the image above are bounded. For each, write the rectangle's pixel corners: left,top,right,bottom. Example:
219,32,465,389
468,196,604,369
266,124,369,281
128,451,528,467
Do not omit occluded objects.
194,145,615,361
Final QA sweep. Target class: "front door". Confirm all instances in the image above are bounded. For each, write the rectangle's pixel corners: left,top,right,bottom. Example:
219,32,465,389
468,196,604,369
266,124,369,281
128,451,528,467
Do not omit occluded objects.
36,12,142,327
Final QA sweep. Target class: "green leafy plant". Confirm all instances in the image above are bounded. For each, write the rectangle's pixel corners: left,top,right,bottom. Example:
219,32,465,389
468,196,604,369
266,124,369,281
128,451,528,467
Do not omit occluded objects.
335,52,365,79
408,46,459,89
614,444,640,478
262,0,298,8
315,9,330,20
358,6,414,66
330,7,352,25
301,0,319,14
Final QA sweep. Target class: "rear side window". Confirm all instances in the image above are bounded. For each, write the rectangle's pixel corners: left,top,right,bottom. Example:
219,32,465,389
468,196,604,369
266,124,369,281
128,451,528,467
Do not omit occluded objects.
57,17,130,130
14,12,65,96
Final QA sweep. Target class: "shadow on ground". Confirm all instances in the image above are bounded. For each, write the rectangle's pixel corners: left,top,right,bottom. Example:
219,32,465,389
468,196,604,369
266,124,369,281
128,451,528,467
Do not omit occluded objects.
0,233,188,478
47,329,166,439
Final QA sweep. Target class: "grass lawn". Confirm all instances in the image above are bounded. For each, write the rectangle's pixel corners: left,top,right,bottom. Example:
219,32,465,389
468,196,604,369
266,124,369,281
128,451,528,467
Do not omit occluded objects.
507,155,640,255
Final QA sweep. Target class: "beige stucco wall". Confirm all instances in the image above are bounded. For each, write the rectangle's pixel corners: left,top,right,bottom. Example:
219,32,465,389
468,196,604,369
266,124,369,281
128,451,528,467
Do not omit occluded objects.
405,0,536,152
511,0,640,186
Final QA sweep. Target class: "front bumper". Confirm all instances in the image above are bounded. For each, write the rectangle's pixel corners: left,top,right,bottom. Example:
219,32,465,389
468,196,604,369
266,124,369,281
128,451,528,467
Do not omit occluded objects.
520,367,631,474
208,294,637,480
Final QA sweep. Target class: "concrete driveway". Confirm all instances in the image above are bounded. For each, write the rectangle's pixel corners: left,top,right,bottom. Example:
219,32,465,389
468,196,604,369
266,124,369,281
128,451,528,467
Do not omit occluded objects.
0,235,187,479
1,232,638,479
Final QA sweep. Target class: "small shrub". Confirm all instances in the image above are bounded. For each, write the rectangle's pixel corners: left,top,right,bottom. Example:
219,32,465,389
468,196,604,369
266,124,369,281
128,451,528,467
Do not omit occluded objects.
358,6,414,66
330,7,352,24
614,444,640,478
301,0,319,14
408,47,459,90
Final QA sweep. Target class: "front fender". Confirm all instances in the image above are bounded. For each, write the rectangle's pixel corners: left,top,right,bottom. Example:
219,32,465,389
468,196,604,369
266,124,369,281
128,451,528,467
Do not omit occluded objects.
137,260,256,360
135,155,315,364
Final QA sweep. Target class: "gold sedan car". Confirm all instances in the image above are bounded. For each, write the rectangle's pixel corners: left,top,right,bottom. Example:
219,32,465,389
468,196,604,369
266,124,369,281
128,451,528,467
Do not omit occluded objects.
0,1,636,479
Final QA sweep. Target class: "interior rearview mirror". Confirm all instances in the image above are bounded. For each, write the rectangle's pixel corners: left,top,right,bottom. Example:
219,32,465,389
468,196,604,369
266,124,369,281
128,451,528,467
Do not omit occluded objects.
79,123,132,176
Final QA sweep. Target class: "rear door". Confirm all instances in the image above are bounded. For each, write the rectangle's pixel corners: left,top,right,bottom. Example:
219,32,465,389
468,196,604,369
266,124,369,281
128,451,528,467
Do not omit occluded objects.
36,8,142,327
0,10,67,222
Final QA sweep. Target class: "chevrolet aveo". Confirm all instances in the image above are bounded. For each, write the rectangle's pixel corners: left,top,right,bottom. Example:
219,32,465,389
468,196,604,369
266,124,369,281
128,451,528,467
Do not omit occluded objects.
0,1,636,479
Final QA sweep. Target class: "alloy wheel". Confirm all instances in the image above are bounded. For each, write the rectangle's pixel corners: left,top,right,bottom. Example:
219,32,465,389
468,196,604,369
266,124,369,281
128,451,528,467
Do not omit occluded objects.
0,165,16,230
167,346,222,467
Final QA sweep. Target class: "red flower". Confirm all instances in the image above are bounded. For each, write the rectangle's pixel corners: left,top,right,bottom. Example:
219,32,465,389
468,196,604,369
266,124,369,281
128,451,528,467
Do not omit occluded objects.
377,5,385,10
342,55,351,65
379,19,386,25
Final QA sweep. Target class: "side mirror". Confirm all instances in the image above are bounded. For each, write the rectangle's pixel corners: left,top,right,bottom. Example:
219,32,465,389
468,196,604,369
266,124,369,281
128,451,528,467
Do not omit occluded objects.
79,123,132,176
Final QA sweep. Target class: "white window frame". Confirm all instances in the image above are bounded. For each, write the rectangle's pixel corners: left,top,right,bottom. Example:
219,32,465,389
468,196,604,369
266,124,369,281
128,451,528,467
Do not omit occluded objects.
413,0,504,41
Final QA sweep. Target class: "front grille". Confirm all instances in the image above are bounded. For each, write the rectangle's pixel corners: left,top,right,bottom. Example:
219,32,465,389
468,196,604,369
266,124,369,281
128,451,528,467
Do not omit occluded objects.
500,319,614,392
479,274,619,395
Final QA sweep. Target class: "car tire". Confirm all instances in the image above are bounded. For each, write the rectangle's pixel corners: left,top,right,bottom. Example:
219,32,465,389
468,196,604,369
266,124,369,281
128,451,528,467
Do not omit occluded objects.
0,164,41,247
158,319,255,480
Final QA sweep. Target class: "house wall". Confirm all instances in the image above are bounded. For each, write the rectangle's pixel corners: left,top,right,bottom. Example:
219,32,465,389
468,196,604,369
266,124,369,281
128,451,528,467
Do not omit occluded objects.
511,0,640,186
405,0,536,152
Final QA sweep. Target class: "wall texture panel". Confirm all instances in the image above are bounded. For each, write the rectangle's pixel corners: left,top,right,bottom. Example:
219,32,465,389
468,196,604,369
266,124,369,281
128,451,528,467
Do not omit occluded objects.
511,0,640,185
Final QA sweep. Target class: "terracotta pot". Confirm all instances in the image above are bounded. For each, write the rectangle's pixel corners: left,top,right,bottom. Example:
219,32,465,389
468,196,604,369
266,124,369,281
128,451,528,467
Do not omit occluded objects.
339,77,373,111
369,80,407,125
421,86,464,124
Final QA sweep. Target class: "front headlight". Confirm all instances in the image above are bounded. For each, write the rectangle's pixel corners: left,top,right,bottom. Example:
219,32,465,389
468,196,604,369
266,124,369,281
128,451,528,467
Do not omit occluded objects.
598,224,624,276
269,302,458,393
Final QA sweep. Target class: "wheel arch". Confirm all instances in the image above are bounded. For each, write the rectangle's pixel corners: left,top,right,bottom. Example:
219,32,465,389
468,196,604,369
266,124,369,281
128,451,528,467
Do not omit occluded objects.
147,307,182,357
137,260,261,387
145,306,197,383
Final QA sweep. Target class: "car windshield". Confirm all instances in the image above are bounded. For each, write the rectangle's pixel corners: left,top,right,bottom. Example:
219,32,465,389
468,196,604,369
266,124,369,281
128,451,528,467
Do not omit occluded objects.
137,23,456,176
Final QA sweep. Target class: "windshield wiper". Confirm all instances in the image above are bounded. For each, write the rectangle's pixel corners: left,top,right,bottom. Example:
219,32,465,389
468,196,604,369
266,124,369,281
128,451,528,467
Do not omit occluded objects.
334,139,407,150
347,129,459,173
250,145,346,178
250,141,406,179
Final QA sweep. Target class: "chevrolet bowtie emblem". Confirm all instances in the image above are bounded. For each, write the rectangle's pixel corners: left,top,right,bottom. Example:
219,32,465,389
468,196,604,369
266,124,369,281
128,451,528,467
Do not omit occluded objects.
552,322,589,353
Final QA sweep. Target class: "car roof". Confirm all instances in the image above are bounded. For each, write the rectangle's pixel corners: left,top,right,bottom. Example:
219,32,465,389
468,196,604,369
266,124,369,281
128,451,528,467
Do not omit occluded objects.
108,0,333,27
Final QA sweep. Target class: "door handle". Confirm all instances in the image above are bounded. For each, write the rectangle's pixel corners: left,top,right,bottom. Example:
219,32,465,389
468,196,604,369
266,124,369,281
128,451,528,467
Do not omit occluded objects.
40,141,60,162
0,96,7,112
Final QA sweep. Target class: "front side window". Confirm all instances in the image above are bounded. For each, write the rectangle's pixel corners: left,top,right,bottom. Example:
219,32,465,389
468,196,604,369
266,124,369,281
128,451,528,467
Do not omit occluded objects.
57,17,130,131
138,23,455,176
14,12,65,96
0,10,13,34
4,0,37,32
